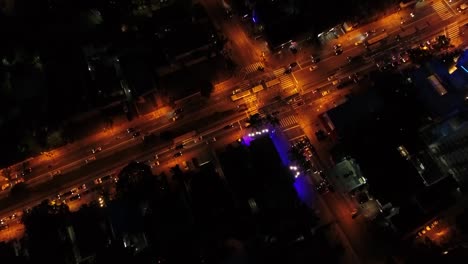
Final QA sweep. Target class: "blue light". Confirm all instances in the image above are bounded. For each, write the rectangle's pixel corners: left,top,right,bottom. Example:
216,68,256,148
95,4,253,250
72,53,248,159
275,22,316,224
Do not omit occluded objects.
461,65,468,73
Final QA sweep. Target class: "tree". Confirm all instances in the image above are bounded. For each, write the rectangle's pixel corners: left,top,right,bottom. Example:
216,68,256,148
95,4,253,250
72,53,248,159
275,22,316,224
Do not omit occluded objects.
247,113,264,130
22,200,72,264
265,114,280,127
200,80,214,98
116,161,155,203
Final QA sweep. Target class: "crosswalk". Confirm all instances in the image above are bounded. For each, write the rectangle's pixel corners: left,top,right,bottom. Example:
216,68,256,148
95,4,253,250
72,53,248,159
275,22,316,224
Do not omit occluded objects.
279,115,298,128
243,62,265,74
445,23,461,44
273,68,285,77
279,75,296,89
432,1,454,20
236,80,250,91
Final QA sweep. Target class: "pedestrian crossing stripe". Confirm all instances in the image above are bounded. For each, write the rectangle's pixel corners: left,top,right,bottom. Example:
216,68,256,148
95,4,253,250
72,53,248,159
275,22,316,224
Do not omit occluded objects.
279,75,295,89
280,115,298,128
432,1,454,20
273,68,285,77
445,24,460,40
244,62,265,74
237,80,250,90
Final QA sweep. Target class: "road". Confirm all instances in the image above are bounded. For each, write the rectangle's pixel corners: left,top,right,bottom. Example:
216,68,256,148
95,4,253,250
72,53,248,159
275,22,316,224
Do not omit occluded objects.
1,1,467,262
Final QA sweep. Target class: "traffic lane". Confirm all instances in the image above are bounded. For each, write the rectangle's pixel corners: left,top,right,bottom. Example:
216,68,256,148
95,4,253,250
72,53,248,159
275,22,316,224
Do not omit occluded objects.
21,100,240,185
0,109,249,215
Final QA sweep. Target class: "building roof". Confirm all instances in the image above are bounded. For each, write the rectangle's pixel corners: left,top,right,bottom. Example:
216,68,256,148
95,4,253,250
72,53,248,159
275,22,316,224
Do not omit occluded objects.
328,158,367,193
325,89,384,138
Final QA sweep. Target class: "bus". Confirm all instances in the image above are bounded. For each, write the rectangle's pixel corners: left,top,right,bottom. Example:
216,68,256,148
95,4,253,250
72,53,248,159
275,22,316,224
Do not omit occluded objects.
265,78,281,88
366,32,388,46
230,90,251,101
251,84,264,93
427,75,447,96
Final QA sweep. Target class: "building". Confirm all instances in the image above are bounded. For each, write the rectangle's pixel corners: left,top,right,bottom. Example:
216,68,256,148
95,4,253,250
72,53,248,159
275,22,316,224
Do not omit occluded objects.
327,157,367,194
420,110,468,185
320,89,384,140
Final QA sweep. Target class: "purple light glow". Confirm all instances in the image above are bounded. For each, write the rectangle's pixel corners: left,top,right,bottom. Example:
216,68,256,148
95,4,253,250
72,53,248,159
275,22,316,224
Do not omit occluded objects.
294,176,315,208
270,131,316,207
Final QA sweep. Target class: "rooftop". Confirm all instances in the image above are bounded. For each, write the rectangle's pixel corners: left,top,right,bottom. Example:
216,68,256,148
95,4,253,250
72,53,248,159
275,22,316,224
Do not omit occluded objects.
328,157,367,193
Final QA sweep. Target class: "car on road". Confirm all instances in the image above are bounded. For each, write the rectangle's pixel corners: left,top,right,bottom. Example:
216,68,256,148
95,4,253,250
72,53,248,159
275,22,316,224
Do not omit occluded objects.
333,44,342,50
175,144,185,150
85,156,96,164
232,88,242,95
69,194,81,202
127,127,136,134
458,3,467,12
223,123,234,130
92,147,102,153
49,170,62,177
173,151,183,158
310,55,320,63
21,167,32,176
132,131,141,138
334,48,343,56
174,108,183,115
289,62,298,68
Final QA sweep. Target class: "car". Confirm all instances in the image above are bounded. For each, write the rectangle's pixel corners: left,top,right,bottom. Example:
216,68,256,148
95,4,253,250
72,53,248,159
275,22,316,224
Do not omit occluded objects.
284,66,292,74
21,167,32,176
49,170,62,177
173,152,183,158
127,127,136,134
332,80,340,86
232,88,242,95
223,124,234,130
321,90,330,96
354,40,363,46
334,48,343,55
91,147,102,153
289,62,298,68
458,3,467,12
309,65,318,71
174,108,183,115
327,75,335,81
175,144,184,150
59,190,73,200
85,156,96,164
333,44,342,50
310,55,320,63
68,194,81,202
1,183,10,191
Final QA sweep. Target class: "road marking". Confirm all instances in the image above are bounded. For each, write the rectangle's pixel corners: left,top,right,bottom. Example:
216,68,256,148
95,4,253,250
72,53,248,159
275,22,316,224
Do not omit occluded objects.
243,62,265,74
279,75,296,89
445,22,461,43
432,1,454,20
273,68,285,77
280,115,298,128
